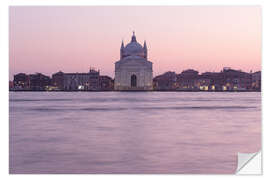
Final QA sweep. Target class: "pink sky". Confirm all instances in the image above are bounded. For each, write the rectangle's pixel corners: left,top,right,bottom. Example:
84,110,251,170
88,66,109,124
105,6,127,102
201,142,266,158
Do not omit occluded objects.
9,6,261,79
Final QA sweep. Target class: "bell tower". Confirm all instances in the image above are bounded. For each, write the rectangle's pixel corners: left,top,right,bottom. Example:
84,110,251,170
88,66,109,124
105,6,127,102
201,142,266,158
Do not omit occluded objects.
120,40,125,59
143,40,147,59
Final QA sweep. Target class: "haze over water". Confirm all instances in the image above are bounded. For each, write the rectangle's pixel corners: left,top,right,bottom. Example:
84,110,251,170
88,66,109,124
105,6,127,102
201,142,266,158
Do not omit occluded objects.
9,92,261,174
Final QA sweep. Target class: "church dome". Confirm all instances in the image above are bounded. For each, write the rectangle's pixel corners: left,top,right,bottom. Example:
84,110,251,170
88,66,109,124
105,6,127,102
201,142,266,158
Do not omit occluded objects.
124,42,144,56
121,32,146,58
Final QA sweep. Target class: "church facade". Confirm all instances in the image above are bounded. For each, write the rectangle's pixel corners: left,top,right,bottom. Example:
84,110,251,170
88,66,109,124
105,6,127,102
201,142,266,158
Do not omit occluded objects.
114,32,153,90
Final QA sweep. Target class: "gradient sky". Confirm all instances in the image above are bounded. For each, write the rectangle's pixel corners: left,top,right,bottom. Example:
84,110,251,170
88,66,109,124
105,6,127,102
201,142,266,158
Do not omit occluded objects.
9,6,261,79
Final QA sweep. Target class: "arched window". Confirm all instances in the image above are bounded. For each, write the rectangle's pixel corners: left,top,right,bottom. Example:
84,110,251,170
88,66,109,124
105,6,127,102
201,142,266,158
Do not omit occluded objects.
131,75,137,87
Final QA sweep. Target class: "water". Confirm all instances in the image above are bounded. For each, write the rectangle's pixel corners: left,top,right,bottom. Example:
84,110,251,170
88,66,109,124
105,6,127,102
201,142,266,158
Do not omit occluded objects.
9,92,261,174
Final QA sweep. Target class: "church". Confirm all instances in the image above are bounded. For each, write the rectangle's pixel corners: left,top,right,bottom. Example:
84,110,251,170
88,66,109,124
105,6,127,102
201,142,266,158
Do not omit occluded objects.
114,32,153,90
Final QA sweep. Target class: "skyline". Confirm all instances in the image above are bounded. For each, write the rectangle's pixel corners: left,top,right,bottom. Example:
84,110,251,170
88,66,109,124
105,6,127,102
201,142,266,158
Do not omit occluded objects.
9,6,261,80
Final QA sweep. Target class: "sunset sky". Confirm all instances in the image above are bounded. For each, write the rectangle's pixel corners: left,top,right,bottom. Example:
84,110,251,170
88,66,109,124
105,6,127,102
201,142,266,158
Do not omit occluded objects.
9,6,261,79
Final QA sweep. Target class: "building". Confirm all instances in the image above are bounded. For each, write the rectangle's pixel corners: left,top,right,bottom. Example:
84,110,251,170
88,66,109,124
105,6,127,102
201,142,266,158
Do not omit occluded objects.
13,73,30,90
153,71,177,90
99,76,114,90
221,68,252,91
51,68,114,91
29,73,51,90
9,81,14,91
251,71,261,91
13,73,51,91
177,69,199,90
194,78,211,91
200,72,223,91
152,67,256,91
52,71,65,90
114,32,153,90
63,68,100,91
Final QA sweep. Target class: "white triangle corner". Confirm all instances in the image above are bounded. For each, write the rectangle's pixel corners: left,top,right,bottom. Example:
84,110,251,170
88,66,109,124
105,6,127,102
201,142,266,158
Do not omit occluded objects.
236,151,262,175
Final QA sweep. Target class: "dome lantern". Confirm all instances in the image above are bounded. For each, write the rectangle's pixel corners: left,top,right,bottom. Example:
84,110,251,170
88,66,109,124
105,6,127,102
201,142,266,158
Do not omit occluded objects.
131,31,137,42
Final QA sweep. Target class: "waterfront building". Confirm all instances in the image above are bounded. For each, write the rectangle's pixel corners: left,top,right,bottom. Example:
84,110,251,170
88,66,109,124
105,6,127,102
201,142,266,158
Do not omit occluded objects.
221,68,252,91
63,68,100,91
176,69,199,90
99,76,114,90
198,69,253,91
52,71,65,90
152,68,255,91
13,73,51,91
194,78,211,91
153,71,177,90
114,32,153,90
13,73,30,90
29,73,51,90
51,68,114,91
9,81,14,91
200,72,223,91
251,71,261,91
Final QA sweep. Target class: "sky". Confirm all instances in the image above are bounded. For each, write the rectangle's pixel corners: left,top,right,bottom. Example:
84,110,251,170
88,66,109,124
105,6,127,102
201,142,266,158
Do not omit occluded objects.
9,6,261,79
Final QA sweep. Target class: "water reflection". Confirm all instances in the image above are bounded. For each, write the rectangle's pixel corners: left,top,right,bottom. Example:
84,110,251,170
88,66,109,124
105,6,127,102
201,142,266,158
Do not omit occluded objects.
9,92,261,174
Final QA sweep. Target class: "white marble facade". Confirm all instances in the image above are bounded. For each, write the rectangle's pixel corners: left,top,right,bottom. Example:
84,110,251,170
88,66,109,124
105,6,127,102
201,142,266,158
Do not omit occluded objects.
114,32,153,90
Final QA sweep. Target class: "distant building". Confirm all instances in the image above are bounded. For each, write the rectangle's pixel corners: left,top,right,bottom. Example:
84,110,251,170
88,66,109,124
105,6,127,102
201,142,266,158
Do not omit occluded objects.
11,68,260,91
177,69,199,90
29,73,51,90
196,68,253,91
13,73,30,90
51,68,114,91
251,71,261,91
52,71,64,90
221,68,252,91
200,72,223,91
114,32,153,90
152,68,256,91
9,81,14,91
153,71,177,90
99,76,114,90
63,68,100,91
194,78,211,91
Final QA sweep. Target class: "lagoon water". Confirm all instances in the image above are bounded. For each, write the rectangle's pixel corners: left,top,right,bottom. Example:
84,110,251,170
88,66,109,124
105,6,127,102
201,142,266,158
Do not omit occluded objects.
9,92,261,174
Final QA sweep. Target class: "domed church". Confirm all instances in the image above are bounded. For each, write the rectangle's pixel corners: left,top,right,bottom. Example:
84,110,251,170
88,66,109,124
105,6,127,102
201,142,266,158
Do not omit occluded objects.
114,32,153,90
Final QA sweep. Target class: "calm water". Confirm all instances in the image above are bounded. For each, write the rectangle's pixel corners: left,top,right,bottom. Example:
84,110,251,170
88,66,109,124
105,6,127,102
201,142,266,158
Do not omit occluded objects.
9,92,261,174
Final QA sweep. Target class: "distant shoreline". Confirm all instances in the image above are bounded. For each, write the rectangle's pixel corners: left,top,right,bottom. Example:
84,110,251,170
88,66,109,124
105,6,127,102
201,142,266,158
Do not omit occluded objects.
9,90,261,92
